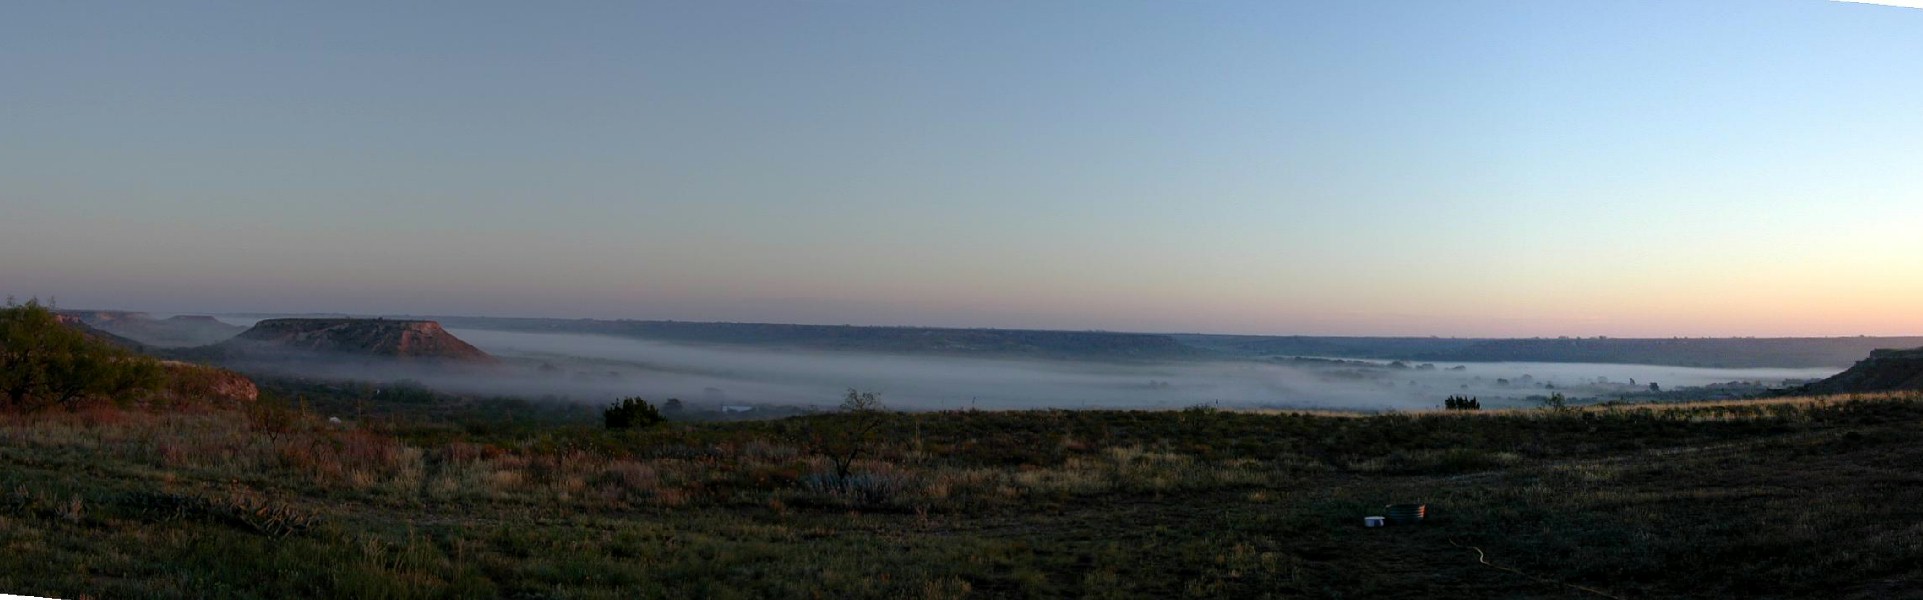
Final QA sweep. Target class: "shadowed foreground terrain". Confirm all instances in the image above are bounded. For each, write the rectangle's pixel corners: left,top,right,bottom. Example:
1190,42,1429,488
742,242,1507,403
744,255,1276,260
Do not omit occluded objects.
3,390,1921,599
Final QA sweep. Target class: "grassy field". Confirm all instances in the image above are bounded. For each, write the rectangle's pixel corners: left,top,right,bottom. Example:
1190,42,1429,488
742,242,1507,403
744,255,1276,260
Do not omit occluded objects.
2,390,1920,599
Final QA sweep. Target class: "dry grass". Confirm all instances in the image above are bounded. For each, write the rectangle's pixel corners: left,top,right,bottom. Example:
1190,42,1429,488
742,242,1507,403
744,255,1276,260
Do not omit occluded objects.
2,391,1922,598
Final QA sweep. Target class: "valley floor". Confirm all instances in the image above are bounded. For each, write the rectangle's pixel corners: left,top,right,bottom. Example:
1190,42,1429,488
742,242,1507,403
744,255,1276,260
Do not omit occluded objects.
2,393,1920,598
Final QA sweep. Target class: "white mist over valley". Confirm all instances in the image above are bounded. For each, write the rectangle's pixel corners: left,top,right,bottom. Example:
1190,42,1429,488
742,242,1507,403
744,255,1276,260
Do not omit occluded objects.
434,329,1840,411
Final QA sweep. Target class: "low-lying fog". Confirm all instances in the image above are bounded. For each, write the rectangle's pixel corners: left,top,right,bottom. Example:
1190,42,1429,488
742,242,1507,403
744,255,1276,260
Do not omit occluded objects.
399,329,1839,411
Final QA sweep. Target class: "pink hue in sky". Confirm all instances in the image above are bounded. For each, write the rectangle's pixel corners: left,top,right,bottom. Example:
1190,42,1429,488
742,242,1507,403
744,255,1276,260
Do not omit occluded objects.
5,2,1923,337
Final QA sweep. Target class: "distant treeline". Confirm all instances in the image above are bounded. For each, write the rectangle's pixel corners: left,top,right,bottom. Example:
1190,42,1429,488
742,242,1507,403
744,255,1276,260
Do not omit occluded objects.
1181,334,1923,369
1170,335,1483,360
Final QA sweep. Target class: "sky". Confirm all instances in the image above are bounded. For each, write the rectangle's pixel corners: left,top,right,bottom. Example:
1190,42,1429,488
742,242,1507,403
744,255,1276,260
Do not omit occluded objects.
4,1,1922,338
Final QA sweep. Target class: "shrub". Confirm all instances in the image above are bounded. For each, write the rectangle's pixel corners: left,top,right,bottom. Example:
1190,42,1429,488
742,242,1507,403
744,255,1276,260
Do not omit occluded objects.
791,389,894,493
819,389,888,481
0,299,162,410
603,397,665,430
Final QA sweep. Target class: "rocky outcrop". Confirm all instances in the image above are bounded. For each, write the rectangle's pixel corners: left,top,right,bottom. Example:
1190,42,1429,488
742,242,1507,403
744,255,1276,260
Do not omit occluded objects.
220,318,496,363
156,361,260,404
1803,348,1923,394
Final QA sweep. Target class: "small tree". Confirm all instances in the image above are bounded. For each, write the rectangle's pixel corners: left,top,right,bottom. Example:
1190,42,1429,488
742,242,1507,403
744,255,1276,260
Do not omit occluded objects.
1538,392,1569,411
0,299,162,410
840,388,884,413
663,397,683,412
603,396,665,430
817,389,889,482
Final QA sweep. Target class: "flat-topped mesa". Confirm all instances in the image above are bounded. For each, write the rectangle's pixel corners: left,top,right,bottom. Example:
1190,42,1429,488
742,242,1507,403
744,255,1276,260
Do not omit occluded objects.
164,315,228,325
228,318,497,363
1804,347,1923,394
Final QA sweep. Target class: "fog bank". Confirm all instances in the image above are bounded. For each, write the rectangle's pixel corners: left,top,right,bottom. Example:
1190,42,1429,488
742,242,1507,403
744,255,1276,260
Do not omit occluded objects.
427,329,1840,411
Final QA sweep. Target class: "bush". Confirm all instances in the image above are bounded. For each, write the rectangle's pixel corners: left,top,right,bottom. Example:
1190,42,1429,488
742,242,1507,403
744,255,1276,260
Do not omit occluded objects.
798,389,892,483
0,299,162,410
603,397,665,430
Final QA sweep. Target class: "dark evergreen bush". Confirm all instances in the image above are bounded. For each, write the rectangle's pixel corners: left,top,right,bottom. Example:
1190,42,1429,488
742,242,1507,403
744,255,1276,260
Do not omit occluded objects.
603,397,665,429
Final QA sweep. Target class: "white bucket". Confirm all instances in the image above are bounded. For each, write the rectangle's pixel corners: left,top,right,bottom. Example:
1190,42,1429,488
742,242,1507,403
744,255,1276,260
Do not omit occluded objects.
1364,516,1386,527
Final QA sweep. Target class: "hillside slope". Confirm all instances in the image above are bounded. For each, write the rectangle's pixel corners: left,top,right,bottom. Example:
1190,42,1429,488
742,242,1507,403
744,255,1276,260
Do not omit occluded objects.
58,310,246,347
1803,347,1923,394
47,310,257,406
51,314,148,351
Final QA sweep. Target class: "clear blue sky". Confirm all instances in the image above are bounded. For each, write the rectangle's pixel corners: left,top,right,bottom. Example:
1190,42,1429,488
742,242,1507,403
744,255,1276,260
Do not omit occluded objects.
5,1,1921,336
